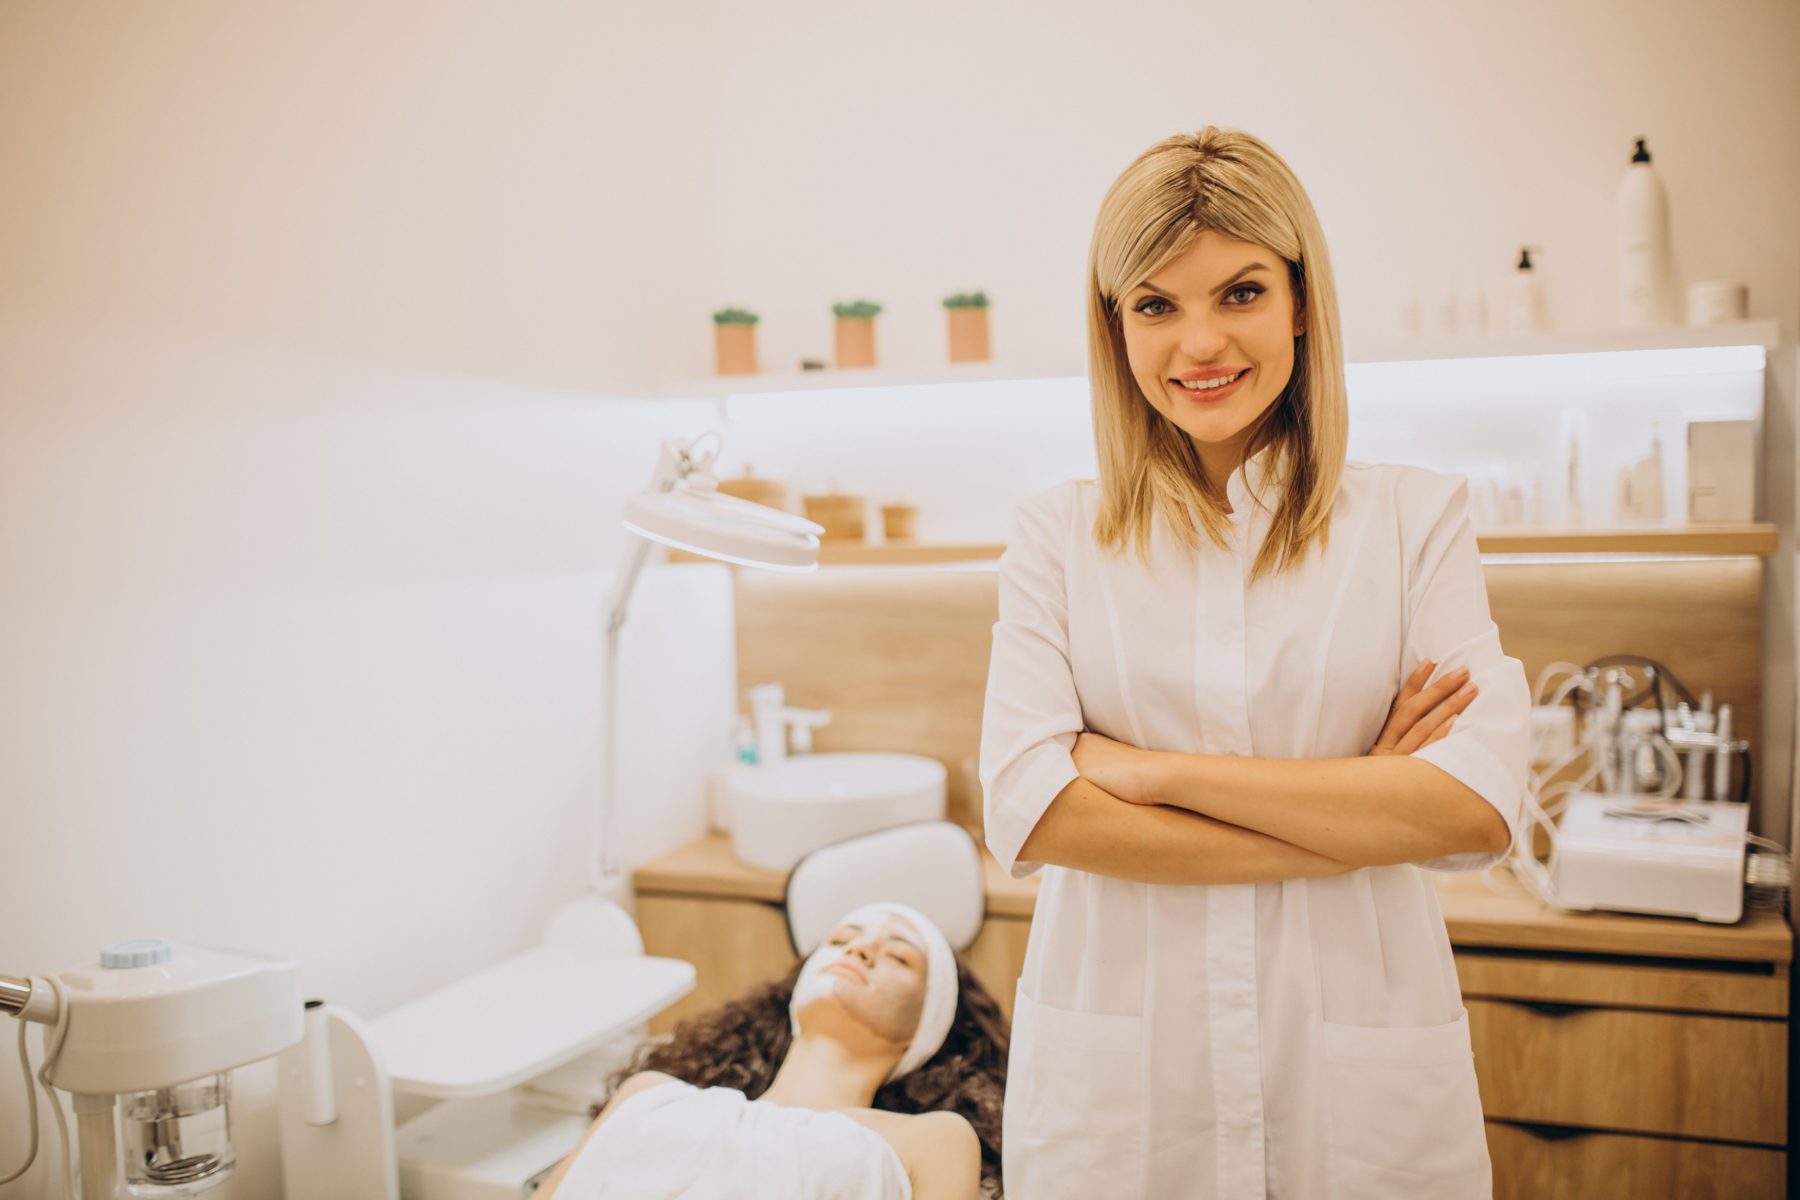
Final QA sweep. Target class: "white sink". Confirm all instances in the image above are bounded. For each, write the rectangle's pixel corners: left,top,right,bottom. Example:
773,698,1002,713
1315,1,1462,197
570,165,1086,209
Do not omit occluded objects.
728,752,948,872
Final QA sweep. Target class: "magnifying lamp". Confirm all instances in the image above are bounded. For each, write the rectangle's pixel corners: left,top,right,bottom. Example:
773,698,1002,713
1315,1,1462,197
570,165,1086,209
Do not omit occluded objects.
595,432,822,889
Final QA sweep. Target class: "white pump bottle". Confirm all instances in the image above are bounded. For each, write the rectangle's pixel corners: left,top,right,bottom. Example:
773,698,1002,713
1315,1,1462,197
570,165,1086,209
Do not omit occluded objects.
1618,136,1677,327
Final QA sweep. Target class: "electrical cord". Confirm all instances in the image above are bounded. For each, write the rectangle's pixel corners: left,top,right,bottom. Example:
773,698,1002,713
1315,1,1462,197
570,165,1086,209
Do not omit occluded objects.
0,1010,36,1184
1492,659,1793,916
1582,654,1699,708
0,975,74,1198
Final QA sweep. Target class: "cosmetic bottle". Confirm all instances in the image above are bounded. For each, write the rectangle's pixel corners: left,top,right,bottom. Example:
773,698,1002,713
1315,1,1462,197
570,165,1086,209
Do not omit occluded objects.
1613,429,1667,523
1566,424,1584,527
1640,425,1665,520
1507,247,1549,332
1618,137,1678,327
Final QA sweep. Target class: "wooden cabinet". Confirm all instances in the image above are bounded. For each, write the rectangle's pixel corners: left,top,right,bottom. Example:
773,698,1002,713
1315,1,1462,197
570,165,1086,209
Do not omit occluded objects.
1433,871,1792,1199
634,837,1792,1196
635,892,793,1033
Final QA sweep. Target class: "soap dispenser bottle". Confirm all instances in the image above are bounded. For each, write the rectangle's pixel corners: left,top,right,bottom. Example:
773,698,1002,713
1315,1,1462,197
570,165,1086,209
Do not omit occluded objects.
1507,246,1549,332
1618,136,1677,327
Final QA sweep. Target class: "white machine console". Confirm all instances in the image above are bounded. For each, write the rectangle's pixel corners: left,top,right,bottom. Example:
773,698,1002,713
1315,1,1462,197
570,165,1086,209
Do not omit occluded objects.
1549,794,1750,923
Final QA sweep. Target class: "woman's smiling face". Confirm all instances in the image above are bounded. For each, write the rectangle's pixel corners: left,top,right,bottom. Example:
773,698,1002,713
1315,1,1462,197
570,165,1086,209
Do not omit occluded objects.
1121,229,1306,486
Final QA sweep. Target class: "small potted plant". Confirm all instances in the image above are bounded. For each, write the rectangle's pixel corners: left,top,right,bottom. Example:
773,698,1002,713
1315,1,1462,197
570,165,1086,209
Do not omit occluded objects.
944,291,990,362
713,306,759,376
832,299,883,369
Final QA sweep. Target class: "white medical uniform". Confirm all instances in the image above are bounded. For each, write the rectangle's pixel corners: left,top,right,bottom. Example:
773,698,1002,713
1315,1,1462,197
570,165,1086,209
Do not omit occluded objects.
979,444,1530,1200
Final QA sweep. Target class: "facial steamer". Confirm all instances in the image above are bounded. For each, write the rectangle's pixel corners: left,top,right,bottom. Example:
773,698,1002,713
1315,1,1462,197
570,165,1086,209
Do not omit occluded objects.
3,939,301,1199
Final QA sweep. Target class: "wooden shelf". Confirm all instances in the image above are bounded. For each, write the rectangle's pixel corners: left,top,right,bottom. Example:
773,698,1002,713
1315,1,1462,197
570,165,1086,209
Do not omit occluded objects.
635,830,1040,919
667,524,1778,567
1432,869,1792,964
1474,524,1777,556
654,320,1778,399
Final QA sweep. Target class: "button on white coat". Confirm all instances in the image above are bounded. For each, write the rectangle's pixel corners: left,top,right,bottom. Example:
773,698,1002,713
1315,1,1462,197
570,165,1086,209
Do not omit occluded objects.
980,444,1530,1199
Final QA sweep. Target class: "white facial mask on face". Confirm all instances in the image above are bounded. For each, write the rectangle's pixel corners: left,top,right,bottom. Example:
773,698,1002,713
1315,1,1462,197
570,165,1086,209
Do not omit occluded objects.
788,902,959,1084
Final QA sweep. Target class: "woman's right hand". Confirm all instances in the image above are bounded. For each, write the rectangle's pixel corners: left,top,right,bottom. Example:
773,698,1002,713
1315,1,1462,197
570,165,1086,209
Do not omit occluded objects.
1366,659,1477,757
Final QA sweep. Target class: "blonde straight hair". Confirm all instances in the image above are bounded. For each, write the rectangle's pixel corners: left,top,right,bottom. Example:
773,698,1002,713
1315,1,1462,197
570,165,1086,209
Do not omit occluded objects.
1084,126,1348,583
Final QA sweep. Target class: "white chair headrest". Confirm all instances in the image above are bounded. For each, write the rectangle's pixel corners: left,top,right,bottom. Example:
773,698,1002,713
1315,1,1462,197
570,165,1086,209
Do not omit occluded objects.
784,821,987,956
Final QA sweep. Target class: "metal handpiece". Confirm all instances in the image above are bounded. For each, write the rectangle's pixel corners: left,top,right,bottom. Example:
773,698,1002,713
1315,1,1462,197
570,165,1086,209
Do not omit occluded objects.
0,973,28,1016
1713,706,1733,800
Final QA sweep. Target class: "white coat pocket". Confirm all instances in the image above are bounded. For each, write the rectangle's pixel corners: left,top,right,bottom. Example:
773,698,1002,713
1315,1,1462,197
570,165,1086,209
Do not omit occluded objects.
1318,1007,1492,1199
1004,981,1147,1199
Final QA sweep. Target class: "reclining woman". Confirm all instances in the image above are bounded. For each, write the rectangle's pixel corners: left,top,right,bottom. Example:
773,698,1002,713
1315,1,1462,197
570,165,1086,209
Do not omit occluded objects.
536,901,1007,1200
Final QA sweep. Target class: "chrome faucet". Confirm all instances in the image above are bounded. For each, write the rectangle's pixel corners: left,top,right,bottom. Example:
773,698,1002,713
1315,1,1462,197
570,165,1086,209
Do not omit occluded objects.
747,682,832,764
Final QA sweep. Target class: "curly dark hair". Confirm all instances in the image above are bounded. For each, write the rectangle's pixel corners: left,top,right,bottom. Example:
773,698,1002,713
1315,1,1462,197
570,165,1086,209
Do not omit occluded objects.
591,956,1010,1195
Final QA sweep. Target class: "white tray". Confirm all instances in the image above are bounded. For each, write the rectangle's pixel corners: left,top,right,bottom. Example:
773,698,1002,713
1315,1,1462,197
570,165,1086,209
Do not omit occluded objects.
371,946,694,1099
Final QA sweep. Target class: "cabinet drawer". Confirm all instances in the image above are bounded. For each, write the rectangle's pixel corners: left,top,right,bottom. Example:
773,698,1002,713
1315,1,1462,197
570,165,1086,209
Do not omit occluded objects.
1487,1119,1785,1200
1468,997,1786,1144
1455,948,1787,1017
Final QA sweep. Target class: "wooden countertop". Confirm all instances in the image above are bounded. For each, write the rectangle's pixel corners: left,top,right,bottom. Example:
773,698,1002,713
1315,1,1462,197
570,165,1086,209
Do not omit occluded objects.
636,833,1792,965
635,831,1039,917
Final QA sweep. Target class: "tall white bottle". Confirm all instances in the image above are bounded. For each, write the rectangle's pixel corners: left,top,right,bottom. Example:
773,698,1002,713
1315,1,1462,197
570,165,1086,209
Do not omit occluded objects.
1507,246,1548,332
1618,137,1677,326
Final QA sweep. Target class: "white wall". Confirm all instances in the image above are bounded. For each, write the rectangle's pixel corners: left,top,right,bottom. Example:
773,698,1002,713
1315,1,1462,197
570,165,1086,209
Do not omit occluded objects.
2,2,1796,1197
0,322,737,1198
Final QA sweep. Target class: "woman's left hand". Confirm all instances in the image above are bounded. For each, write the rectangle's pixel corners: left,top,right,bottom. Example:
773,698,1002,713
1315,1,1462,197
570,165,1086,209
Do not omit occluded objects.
1072,730,1163,805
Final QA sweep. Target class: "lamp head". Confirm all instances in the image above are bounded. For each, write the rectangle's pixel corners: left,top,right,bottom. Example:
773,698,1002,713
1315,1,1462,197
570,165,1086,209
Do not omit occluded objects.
623,436,823,571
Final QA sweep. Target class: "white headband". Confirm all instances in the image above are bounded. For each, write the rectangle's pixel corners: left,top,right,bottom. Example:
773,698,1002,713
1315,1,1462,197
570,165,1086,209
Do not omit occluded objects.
789,901,959,1083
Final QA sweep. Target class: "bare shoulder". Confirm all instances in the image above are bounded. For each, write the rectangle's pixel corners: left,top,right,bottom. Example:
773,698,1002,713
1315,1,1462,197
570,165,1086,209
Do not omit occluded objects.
871,1115,986,1194
844,1106,977,1156
911,1108,980,1156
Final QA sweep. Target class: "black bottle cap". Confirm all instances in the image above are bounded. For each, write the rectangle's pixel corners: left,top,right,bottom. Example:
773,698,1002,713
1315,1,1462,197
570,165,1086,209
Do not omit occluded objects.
1632,137,1651,163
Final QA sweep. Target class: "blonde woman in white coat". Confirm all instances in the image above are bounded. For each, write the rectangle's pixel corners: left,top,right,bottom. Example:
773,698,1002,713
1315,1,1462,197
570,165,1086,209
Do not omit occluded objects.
978,126,1531,1200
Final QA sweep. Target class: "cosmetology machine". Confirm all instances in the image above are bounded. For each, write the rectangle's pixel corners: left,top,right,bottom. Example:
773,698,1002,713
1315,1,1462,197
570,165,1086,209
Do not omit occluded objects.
2,939,302,1200
5,928,692,1200
1507,655,1791,924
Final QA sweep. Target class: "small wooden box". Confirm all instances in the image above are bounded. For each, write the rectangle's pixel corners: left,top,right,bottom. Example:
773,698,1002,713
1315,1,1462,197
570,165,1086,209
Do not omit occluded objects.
803,492,866,540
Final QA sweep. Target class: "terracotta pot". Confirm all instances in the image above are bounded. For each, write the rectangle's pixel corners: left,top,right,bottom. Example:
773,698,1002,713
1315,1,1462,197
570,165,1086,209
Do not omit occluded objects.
834,316,876,369
714,323,758,376
947,307,990,363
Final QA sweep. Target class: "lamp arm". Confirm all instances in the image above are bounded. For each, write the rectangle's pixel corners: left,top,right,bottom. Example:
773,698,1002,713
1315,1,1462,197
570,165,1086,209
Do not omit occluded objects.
595,434,719,888
604,438,688,635
596,612,625,887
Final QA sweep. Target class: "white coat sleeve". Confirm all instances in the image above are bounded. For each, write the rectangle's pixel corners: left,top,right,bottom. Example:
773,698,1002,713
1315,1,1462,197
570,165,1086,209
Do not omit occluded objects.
978,485,1083,880
1399,470,1532,873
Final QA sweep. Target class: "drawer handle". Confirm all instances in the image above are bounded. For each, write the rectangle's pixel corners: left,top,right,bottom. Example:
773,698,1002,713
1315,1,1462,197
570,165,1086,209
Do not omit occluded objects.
1508,1120,1594,1143
1510,1000,1590,1018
